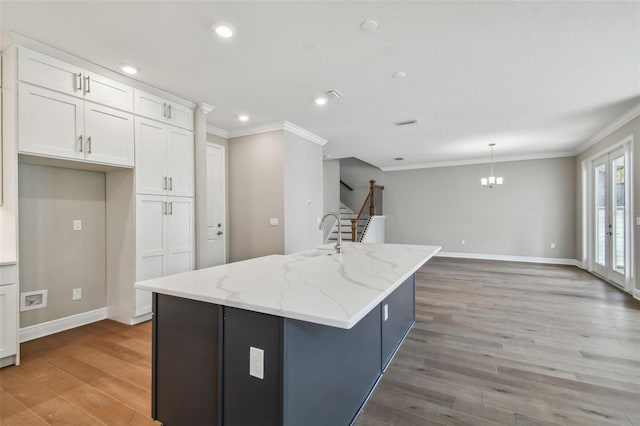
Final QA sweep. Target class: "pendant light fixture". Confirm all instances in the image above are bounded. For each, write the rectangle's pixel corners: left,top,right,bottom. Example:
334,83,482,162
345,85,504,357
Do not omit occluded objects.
481,143,503,188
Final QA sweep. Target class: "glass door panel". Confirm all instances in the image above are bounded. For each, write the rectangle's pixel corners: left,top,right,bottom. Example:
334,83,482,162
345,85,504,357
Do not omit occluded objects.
593,157,608,277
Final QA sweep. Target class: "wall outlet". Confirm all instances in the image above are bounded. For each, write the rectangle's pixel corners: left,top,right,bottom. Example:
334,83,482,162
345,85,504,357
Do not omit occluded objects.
72,288,82,300
550,243,556,249
269,218,279,226
383,304,389,321
249,346,264,379
73,220,82,231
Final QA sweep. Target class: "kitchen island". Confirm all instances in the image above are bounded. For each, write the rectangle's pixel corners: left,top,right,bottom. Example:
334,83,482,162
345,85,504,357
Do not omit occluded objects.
135,242,440,426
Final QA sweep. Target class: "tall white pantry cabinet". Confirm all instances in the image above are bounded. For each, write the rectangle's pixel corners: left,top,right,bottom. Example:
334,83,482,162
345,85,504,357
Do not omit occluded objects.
1,40,196,365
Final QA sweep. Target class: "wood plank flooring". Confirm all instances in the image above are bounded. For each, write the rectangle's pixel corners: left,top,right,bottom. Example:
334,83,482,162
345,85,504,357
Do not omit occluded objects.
1,258,639,425
357,258,640,426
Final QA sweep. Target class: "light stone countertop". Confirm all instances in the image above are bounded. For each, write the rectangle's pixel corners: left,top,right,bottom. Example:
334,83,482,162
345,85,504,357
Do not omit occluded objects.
135,242,441,329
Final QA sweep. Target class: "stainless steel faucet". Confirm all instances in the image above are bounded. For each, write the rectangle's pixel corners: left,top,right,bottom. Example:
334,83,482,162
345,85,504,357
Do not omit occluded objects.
319,212,342,254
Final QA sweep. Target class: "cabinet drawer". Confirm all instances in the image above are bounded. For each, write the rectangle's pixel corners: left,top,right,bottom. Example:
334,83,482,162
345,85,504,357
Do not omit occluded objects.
19,47,83,97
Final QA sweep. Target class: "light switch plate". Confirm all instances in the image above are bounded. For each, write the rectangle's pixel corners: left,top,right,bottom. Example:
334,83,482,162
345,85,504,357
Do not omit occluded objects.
72,288,82,300
249,346,264,379
73,220,82,231
269,218,279,226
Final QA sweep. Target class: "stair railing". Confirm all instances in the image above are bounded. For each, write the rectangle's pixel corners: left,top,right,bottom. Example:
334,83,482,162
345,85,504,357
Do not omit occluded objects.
350,180,384,242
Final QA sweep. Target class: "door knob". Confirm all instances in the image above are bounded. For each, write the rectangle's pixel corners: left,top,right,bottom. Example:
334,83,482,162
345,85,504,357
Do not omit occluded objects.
217,231,223,236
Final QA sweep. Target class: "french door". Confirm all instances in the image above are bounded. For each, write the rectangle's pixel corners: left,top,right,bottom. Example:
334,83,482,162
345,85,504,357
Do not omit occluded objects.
592,146,629,288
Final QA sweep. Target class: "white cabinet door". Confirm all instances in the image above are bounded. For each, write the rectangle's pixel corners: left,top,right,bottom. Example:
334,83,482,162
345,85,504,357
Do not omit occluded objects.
167,127,194,197
135,118,168,195
166,197,195,275
19,83,84,160
135,195,167,317
133,89,167,123
0,284,18,359
19,47,83,97
167,102,194,131
84,71,134,112
85,102,134,167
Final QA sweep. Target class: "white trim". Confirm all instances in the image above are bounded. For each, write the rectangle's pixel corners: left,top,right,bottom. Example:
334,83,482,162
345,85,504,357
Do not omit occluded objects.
19,307,107,342
200,103,215,115
379,151,575,172
283,121,328,146
575,102,640,155
634,289,640,301
206,125,229,139
227,120,328,146
129,312,153,325
435,251,578,266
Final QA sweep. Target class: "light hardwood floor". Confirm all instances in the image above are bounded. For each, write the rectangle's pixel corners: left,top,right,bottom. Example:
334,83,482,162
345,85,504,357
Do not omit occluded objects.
1,258,639,425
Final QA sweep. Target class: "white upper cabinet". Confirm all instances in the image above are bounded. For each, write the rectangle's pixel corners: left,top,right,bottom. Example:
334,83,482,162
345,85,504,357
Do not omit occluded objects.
83,71,134,112
19,83,84,160
19,83,134,167
135,117,194,197
19,47,134,112
134,89,194,131
84,102,134,166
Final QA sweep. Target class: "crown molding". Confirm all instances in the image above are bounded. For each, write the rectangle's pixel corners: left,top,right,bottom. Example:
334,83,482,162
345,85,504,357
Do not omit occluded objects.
574,102,640,155
206,125,229,139
378,151,575,172
200,103,215,115
227,121,327,146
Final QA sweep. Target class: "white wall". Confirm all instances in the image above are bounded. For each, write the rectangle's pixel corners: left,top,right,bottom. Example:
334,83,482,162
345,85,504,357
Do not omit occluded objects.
283,131,323,254
383,157,576,259
322,160,340,240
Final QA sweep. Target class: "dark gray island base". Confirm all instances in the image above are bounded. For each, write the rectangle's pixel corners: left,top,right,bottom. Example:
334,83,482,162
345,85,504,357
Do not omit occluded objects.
152,275,415,426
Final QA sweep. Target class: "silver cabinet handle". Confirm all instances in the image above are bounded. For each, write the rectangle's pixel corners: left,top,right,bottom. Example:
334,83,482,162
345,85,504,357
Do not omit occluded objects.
163,176,167,190
169,177,173,191
163,103,167,118
79,135,84,152
76,73,82,91
169,202,173,215
168,104,172,119
163,202,167,215
85,75,91,93
87,136,92,154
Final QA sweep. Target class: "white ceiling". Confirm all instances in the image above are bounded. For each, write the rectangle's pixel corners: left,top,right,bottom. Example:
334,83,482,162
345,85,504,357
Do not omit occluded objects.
2,1,639,170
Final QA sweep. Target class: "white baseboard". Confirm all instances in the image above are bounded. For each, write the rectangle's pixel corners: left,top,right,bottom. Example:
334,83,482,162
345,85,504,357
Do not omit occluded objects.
20,307,107,343
634,289,640,301
129,312,153,325
435,251,578,266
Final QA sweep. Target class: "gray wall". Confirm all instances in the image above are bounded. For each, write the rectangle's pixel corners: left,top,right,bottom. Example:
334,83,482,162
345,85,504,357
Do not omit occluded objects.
18,164,106,327
381,157,577,259
322,160,340,240
228,131,285,262
283,132,323,254
576,115,640,292
339,158,385,213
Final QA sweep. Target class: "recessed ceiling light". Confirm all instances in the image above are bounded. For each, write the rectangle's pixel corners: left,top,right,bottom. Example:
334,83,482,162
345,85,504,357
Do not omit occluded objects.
121,65,138,75
213,23,235,38
238,114,249,122
315,97,327,106
392,71,406,79
360,19,378,33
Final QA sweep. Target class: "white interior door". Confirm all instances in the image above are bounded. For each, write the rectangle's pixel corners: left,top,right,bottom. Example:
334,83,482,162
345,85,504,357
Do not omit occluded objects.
591,147,629,288
206,143,226,267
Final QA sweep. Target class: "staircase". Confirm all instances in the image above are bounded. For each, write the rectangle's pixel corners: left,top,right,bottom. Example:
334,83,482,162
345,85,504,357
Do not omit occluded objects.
327,203,370,243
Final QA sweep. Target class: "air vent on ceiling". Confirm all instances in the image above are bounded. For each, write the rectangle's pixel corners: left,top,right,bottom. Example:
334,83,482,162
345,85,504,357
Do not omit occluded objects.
394,119,419,126
393,157,405,161
326,89,343,99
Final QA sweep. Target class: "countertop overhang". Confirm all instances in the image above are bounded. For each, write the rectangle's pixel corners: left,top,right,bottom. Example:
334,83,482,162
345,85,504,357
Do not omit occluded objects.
135,242,441,329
